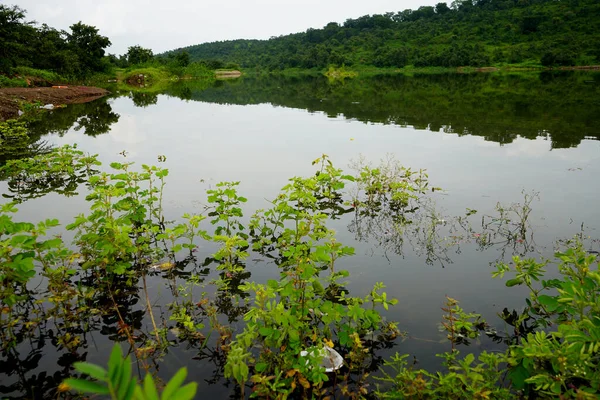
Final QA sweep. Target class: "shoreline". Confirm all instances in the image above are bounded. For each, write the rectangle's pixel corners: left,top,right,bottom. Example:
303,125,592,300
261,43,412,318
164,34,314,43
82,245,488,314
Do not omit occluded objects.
0,86,110,121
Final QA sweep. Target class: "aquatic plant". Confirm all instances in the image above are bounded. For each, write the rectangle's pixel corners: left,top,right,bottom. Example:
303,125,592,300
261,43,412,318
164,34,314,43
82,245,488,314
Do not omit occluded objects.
63,344,197,400
1,145,599,399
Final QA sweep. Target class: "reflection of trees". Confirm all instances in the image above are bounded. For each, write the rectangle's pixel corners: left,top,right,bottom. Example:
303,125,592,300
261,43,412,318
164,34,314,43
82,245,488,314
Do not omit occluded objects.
0,137,54,165
0,146,101,203
25,97,120,139
0,98,119,165
129,91,159,108
162,72,600,149
72,101,120,137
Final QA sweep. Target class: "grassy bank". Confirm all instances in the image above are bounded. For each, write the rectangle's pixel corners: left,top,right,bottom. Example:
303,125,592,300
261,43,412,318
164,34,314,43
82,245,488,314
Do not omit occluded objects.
0,63,222,91
243,62,600,79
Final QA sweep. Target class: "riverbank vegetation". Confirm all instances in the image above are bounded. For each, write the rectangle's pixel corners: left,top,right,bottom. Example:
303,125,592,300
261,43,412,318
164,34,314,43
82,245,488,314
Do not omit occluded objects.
0,140,598,399
170,0,600,71
0,5,225,90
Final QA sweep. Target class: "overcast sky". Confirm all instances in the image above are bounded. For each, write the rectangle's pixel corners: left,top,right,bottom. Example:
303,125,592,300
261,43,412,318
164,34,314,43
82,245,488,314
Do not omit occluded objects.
13,0,445,55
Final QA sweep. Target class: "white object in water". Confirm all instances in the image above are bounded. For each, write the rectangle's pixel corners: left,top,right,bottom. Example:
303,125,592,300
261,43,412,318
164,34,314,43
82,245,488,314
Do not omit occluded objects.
299,346,343,372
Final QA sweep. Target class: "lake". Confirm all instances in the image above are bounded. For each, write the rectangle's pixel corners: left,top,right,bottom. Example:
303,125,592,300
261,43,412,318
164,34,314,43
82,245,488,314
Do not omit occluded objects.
1,71,599,398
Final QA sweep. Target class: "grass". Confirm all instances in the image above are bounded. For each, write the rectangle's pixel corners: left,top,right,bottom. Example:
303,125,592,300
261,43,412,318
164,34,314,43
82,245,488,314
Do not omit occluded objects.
324,66,358,80
0,75,28,88
122,67,176,83
13,67,64,83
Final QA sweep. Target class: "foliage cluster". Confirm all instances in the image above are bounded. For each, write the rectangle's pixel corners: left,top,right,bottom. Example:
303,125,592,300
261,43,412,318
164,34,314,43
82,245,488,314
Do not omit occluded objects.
0,5,111,76
0,5,221,87
375,244,600,399
0,120,31,161
172,0,600,70
64,344,197,400
0,145,599,399
0,148,429,398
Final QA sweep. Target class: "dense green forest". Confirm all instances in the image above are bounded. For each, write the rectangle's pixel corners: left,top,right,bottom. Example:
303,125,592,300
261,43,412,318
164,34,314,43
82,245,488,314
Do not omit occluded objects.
168,0,600,70
0,4,214,85
0,5,112,76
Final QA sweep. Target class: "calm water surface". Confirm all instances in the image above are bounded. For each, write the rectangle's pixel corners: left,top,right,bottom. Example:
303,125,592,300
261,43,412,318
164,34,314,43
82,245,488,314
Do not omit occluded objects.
1,72,599,398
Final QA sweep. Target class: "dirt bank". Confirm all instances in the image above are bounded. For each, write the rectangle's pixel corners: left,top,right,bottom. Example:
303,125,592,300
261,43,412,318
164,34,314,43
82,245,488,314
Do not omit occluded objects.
0,86,110,121
215,70,242,79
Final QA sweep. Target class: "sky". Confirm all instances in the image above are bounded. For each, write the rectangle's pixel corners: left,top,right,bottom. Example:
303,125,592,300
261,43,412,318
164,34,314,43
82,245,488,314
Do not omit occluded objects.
12,0,444,55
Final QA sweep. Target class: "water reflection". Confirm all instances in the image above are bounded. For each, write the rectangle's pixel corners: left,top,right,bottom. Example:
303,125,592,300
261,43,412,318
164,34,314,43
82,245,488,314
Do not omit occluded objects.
26,98,120,139
129,91,159,108
159,71,600,149
0,98,121,165
6,72,598,162
1,71,600,398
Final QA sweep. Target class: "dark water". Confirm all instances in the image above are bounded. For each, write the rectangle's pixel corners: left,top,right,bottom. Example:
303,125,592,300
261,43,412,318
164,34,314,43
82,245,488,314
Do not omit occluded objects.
1,72,599,398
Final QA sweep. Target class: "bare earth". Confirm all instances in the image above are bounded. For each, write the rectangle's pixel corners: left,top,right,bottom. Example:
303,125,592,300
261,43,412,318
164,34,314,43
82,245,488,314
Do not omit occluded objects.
0,86,110,121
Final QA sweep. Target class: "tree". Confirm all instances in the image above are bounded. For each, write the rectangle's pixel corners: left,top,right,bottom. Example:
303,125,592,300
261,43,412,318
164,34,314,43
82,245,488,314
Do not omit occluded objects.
67,22,111,73
174,51,190,67
32,24,78,74
126,45,154,65
0,5,34,72
435,2,451,14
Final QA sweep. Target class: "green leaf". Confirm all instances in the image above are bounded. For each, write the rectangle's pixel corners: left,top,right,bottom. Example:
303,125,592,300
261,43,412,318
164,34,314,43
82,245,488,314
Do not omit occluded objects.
108,344,123,384
64,378,110,395
143,373,160,400
259,326,273,337
339,330,349,346
508,363,530,390
121,380,137,400
505,278,523,287
73,362,107,381
255,362,268,373
161,368,188,400
536,295,559,312
134,385,145,400
463,353,475,365
117,355,133,399
171,383,198,400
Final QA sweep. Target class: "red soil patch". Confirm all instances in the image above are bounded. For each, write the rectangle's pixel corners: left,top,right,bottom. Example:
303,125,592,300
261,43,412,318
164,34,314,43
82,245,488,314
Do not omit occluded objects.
0,86,110,121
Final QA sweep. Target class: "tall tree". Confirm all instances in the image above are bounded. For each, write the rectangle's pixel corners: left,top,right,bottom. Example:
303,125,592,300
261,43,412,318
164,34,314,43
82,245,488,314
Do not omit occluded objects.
0,5,35,72
67,22,111,73
126,45,154,65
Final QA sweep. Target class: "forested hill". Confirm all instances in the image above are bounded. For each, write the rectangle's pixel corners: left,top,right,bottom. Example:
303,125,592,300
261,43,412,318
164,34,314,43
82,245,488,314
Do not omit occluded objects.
167,0,600,70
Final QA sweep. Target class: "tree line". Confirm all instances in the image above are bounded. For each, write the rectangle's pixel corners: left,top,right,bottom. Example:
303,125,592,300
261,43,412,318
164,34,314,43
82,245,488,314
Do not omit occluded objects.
0,5,113,75
168,0,600,70
0,4,224,80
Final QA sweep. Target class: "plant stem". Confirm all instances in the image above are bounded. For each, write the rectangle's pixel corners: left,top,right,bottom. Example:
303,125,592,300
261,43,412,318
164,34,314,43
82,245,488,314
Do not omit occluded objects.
142,272,161,344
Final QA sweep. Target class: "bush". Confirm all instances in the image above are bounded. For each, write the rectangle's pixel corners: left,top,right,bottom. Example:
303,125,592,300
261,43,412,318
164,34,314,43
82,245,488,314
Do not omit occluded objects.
541,50,576,67
13,66,62,82
0,75,27,88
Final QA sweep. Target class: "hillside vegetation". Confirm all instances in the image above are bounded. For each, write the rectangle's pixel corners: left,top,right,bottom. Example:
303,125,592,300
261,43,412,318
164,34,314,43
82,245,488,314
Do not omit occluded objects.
168,0,600,70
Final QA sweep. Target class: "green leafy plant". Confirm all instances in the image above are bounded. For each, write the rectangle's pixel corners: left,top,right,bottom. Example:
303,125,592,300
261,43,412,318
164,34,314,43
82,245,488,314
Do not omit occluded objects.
224,156,402,398
63,343,197,400
494,244,600,398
